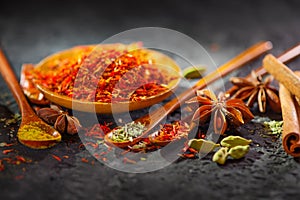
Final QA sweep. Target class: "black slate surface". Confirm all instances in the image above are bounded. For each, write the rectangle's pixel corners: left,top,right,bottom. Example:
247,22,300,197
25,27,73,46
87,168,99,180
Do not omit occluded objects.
1,0,300,199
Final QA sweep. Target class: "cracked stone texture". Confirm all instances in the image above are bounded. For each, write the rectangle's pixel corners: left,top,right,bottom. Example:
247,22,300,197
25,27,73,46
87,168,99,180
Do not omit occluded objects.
1,0,300,199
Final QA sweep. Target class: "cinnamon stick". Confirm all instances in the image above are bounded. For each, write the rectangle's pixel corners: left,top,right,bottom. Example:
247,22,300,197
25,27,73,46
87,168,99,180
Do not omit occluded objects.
263,54,300,100
263,54,300,157
279,79,300,157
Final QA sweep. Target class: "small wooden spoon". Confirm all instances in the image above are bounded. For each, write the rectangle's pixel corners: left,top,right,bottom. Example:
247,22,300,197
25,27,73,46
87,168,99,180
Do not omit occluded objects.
0,48,61,149
104,41,273,148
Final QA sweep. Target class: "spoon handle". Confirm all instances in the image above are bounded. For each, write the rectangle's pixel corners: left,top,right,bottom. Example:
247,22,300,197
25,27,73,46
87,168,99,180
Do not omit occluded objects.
0,48,33,115
247,43,300,78
141,41,273,131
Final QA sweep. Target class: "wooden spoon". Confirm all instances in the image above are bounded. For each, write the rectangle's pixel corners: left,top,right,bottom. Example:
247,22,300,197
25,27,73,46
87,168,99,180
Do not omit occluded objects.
0,48,61,149
104,41,273,148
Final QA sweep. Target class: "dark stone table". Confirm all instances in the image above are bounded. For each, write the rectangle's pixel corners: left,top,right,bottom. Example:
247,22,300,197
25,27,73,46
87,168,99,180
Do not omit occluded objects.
1,0,300,199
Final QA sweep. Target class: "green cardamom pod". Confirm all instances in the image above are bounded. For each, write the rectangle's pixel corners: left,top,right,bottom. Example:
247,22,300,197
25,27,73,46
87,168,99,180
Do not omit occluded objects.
212,147,229,165
182,65,206,79
220,136,252,148
228,145,250,159
188,139,220,154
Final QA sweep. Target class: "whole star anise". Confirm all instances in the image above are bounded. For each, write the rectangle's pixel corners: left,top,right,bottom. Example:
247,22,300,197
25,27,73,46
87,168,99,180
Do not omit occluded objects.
37,105,81,135
229,71,281,113
186,89,254,135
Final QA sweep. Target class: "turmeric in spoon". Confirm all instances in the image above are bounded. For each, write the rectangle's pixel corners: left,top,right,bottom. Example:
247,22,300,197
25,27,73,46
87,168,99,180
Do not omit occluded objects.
0,48,61,149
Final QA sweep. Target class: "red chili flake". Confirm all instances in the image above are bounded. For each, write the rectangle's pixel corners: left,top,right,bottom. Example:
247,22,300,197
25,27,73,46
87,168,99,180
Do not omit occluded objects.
51,154,62,162
121,149,130,155
85,124,106,139
85,123,112,139
188,147,198,154
182,141,190,153
5,143,16,147
78,143,85,150
84,142,98,149
15,175,24,180
2,149,14,155
107,146,113,151
196,131,206,139
81,158,89,163
99,151,108,156
181,153,196,158
2,158,12,163
123,157,137,164
15,156,26,163
63,155,69,159
91,160,95,165
93,151,108,160
0,160,4,171
32,43,173,103
93,153,100,159
152,121,190,142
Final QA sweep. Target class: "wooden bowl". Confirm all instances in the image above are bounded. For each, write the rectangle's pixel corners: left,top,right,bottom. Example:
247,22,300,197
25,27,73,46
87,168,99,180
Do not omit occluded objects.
34,44,181,114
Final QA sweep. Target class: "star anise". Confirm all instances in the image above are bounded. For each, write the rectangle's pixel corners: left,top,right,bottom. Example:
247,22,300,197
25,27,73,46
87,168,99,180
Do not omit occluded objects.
37,105,81,135
229,71,281,113
186,89,254,135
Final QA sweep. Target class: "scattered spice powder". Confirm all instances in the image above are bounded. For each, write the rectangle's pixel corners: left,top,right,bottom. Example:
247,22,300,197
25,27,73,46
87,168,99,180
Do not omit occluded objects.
0,113,21,128
0,155,29,172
